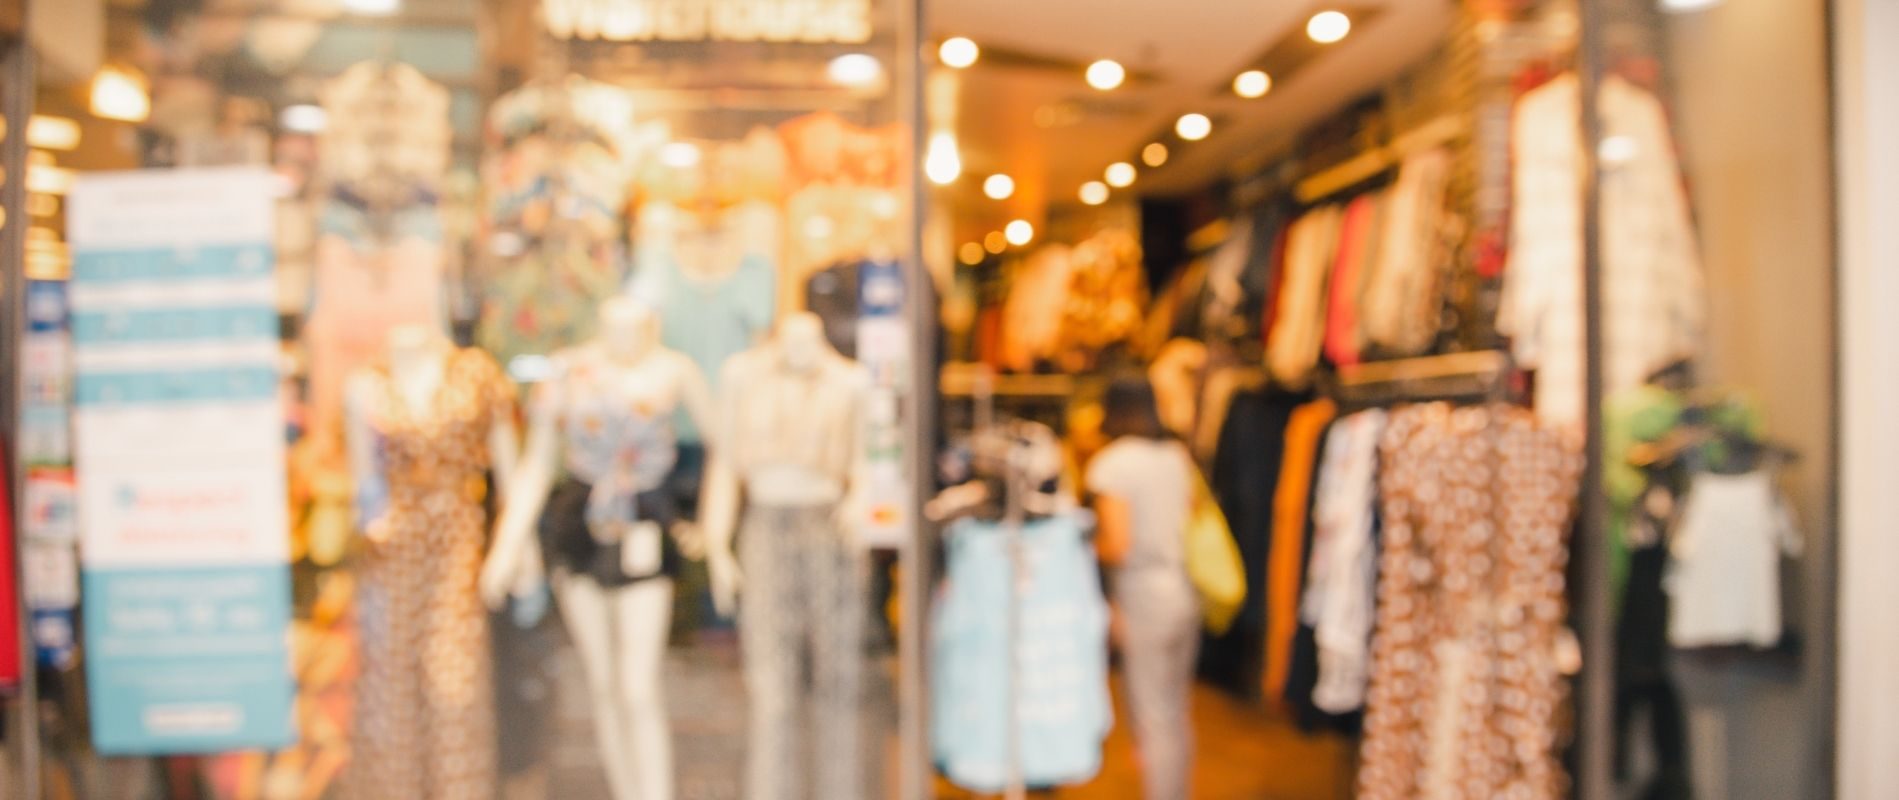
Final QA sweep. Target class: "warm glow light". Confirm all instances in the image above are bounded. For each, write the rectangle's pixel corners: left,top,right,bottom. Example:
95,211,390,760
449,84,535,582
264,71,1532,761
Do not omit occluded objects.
1659,0,1723,10
983,173,1016,200
828,53,884,87
1086,59,1126,91
1142,142,1169,168
940,37,980,68
1307,11,1352,44
342,0,401,14
1005,220,1035,246
984,231,1008,254
659,141,703,168
1234,70,1273,99
27,165,73,196
1105,162,1137,188
26,116,80,151
1176,113,1212,141
925,132,963,185
959,242,986,265
279,104,328,134
1079,181,1110,206
90,64,151,123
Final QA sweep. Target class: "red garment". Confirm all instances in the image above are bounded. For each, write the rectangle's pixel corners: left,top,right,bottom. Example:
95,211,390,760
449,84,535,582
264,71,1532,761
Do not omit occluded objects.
1323,195,1379,368
1259,224,1292,343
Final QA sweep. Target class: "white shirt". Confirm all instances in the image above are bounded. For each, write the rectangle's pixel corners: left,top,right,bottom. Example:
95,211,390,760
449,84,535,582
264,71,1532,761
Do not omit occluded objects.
1666,470,1801,649
1501,74,1706,431
1084,437,1194,580
1299,409,1387,713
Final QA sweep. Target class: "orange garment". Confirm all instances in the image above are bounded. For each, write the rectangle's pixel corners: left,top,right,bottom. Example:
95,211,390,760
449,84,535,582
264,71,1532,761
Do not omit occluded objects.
1263,397,1337,703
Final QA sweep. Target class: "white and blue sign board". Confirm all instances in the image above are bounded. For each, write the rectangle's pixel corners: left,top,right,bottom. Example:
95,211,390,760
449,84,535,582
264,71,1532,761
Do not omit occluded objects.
67,168,295,755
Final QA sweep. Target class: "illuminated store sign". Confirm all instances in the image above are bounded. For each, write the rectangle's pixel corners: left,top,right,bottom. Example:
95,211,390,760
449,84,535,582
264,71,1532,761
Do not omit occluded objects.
542,0,873,43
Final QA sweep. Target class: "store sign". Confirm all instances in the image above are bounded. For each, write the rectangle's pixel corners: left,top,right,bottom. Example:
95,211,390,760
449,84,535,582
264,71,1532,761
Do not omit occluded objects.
67,168,295,755
855,259,911,549
542,0,873,43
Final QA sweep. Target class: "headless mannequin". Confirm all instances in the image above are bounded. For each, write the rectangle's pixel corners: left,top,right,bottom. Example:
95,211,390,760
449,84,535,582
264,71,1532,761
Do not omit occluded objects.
484,298,714,800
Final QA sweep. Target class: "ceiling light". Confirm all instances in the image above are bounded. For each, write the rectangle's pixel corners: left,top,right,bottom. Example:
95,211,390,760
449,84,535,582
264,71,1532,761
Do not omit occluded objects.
1079,181,1110,206
1307,11,1352,44
1176,113,1212,141
1105,162,1137,188
1234,70,1272,99
1142,142,1169,168
26,116,80,151
342,0,401,14
940,37,980,68
924,132,963,185
984,231,1008,254
959,242,986,265
828,53,884,87
1005,220,1035,247
1086,59,1126,91
659,142,703,168
90,64,151,123
983,173,1015,200
1659,0,1723,10
279,104,328,134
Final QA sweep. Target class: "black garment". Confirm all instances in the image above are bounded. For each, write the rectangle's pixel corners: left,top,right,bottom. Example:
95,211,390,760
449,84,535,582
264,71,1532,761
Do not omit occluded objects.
1615,542,1690,797
1284,624,1364,734
538,477,681,588
805,261,862,358
1198,389,1302,697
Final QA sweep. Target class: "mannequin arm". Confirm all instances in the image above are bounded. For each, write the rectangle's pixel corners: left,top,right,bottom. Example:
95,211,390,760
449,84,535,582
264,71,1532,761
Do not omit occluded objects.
481,380,560,610
699,355,745,617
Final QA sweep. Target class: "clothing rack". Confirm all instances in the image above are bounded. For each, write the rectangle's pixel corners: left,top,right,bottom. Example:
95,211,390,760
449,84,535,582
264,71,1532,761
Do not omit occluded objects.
1328,349,1512,407
1294,113,1470,204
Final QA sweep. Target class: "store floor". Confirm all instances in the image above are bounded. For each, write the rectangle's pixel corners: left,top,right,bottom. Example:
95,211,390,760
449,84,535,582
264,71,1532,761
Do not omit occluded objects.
932,678,1355,800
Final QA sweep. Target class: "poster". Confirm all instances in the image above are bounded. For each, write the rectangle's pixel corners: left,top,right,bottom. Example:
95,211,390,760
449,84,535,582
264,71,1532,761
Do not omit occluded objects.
855,259,912,549
67,168,295,754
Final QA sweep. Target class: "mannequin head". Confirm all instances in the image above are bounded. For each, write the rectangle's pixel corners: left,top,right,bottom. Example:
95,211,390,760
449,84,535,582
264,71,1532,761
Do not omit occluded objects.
598,296,660,364
775,312,829,373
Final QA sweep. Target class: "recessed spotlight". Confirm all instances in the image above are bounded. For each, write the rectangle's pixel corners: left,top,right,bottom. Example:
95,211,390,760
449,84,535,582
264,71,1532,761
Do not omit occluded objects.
940,37,980,68
1005,219,1035,246
1307,11,1352,44
925,132,962,185
1176,113,1212,141
983,173,1016,200
828,53,884,87
342,0,400,14
1086,59,1126,91
1234,70,1272,99
959,242,986,265
984,231,1008,254
1079,181,1110,206
1105,162,1137,188
1142,142,1169,168
1659,0,1722,10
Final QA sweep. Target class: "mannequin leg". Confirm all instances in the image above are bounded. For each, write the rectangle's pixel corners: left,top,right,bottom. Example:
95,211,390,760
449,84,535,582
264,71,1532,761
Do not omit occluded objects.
813,515,865,800
612,579,676,800
741,507,806,800
558,575,639,800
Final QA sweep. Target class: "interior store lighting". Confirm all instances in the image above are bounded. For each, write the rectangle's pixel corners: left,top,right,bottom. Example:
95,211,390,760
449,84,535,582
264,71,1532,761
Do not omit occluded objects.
1306,11,1352,44
959,242,986,264
984,231,1008,254
1086,59,1126,91
1104,162,1137,188
1234,70,1272,99
827,53,884,87
279,104,329,134
940,37,980,68
1176,113,1212,141
25,116,80,151
1142,142,1169,168
983,173,1016,200
1005,219,1035,246
1079,181,1110,206
659,141,703,169
924,132,963,185
342,0,401,15
90,64,151,123
1659,0,1723,11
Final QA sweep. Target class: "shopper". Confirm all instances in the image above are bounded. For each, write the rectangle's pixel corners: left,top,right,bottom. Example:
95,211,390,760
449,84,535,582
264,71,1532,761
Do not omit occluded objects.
1084,376,1200,800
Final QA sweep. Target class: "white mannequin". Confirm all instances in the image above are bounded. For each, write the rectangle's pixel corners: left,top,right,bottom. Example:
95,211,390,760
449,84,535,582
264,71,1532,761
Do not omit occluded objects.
344,323,521,535
700,312,871,614
482,297,714,800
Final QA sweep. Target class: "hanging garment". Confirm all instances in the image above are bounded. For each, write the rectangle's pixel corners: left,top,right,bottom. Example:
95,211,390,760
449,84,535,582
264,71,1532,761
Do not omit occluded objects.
1357,403,1583,800
740,502,865,800
1261,398,1337,702
1000,245,1075,372
1361,148,1455,356
1300,409,1387,714
805,260,862,358
932,515,1112,793
1501,74,1706,431
1200,390,1301,697
1267,205,1345,388
1666,470,1800,649
1322,193,1385,368
0,437,16,693
346,348,514,800
633,253,777,442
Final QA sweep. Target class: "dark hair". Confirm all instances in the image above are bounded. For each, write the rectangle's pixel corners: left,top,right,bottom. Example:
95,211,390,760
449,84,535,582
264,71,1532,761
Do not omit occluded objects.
1100,375,1168,440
